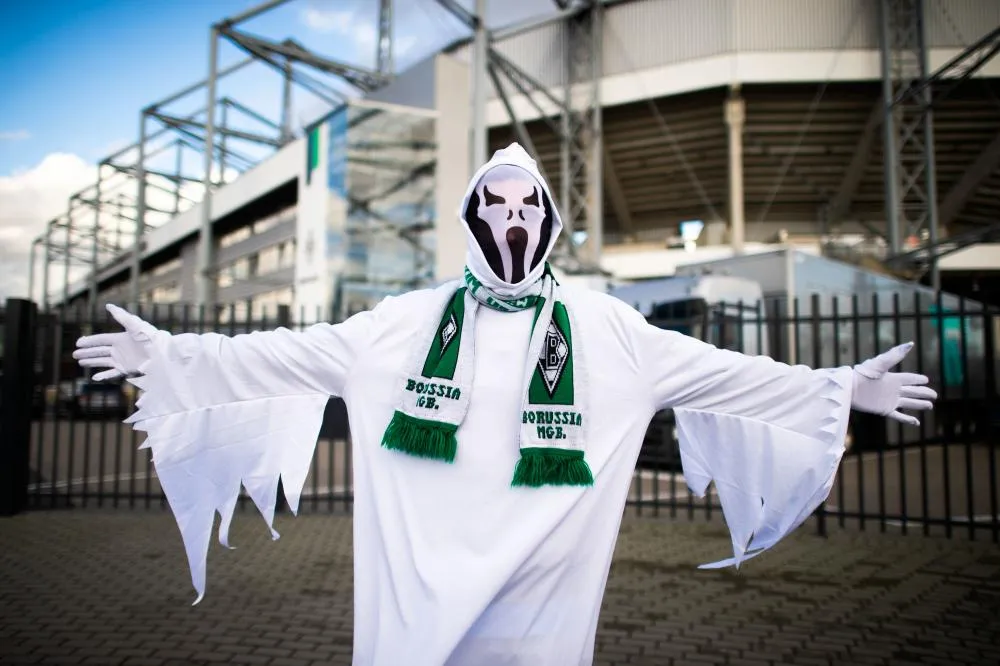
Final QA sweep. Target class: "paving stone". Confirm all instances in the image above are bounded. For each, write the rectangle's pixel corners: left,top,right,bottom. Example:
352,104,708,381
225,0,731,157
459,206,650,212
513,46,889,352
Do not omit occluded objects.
2,513,999,665
229,656,273,665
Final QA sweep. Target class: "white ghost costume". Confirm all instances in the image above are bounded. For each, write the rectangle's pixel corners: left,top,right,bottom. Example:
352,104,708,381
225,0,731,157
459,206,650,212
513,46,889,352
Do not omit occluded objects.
74,143,935,666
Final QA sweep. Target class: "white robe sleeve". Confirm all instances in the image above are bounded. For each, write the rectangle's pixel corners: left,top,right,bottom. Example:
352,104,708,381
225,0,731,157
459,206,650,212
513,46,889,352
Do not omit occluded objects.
126,310,376,603
633,322,853,569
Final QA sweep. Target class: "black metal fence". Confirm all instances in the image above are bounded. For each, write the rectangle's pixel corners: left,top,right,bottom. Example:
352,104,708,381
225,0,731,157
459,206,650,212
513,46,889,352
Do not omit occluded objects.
1,294,997,542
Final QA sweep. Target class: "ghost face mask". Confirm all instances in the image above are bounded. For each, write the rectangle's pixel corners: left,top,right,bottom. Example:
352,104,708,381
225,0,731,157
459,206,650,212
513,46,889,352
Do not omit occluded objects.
463,164,554,287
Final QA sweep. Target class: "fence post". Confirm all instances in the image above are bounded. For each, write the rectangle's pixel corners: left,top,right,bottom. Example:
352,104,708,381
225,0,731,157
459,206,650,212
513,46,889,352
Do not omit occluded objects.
1,298,38,517
811,294,828,537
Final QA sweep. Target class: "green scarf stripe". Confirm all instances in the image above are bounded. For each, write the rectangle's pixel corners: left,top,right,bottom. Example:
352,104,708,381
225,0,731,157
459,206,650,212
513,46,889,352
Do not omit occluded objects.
512,448,593,487
421,288,466,379
382,412,458,462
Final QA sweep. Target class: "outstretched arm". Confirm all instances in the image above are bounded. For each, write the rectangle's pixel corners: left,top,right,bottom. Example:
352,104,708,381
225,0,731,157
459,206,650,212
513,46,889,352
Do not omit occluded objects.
73,303,379,604
74,304,373,407
628,315,935,567
641,326,934,430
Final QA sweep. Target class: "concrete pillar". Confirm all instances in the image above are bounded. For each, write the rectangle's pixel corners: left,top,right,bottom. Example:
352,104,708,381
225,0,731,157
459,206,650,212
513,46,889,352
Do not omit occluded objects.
435,54,472,283
725,91,746,255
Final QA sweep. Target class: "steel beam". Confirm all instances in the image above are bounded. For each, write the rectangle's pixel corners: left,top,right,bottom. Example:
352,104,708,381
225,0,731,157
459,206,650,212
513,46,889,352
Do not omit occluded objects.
132,166,204,185
103,107,207,169
220,29,384,92
589,2,604,264
41,223,52,310
26,239,38,304
90,166,102,317
487,63,549,185
434,0,476,30
826,98,882,225
152,112,282,147
280,60,294,144
470,0,488,172
131,111,147,306
491,4,584,42
487,52,564,138
105,160,194,201
377,0,393,77
223,97,283,130
219,102,230,185
602,151,634,238
879,0,940,290
560,1,603,266
62,214,73,306
886,221,1000,268
218,34,344,107
217,0,291,27
893,25,1000,111
197,26,219,309
939,129,1000,228
490,50,568,115
157,120,258,170
144,57,255,113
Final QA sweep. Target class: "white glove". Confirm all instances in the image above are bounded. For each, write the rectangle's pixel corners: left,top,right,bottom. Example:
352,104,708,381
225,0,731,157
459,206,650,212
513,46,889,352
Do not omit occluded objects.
851,342,937,426
73,304,166,382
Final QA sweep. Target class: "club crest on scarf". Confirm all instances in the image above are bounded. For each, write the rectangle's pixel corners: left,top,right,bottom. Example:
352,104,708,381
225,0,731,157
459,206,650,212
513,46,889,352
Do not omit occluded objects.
539,321,569,396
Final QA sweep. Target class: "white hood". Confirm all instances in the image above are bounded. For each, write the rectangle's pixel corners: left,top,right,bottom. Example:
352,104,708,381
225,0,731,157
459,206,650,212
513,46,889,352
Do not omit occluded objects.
459,143,564,297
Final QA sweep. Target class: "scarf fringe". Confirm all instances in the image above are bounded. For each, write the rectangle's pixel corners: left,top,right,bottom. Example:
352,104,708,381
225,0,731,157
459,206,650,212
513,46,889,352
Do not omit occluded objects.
511,448,594,488
381,411,458,463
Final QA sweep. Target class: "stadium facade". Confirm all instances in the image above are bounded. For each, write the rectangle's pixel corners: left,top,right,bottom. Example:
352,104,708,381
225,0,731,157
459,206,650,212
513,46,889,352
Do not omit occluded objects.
34,0,1000,320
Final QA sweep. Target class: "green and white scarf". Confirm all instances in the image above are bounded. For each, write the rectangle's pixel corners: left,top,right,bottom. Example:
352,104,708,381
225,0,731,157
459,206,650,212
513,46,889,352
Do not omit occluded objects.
381,266,592,487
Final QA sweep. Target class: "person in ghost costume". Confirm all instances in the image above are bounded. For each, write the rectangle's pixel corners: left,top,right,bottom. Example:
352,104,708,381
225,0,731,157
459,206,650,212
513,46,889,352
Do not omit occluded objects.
74,143,936,666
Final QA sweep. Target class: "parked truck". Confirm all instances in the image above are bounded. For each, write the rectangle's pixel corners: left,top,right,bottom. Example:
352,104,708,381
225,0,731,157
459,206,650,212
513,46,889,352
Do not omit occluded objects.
672,249,996,398
610,248,997,466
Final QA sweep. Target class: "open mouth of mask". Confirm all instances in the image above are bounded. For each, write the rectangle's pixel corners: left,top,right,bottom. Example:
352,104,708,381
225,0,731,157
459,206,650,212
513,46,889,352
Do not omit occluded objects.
464,164,554,285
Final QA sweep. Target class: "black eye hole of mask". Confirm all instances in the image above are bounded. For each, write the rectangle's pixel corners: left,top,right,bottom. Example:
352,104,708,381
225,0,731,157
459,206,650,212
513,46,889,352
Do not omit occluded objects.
483,185,505,206
522,187,539,207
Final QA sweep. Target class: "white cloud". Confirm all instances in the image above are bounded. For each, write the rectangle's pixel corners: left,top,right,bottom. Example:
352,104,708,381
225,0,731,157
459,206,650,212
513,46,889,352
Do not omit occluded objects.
301,7,355,34
301,5,376,58
0,154,193,303
92,137,132,162
0,153,96,301
0,129,31,142
299,5,419,61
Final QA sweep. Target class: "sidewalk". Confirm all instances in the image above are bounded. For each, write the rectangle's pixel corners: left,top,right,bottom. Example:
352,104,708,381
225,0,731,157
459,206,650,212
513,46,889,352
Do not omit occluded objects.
1,511,998,665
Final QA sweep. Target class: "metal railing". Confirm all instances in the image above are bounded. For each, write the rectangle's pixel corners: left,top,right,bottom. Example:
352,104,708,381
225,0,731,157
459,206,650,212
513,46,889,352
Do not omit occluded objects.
2,294,997,542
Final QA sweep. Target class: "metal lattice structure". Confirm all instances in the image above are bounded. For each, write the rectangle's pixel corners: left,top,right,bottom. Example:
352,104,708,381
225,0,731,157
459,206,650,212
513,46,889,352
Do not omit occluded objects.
30,0,399,313
882,14,1000,284
560,2,604,267
878,0,941,287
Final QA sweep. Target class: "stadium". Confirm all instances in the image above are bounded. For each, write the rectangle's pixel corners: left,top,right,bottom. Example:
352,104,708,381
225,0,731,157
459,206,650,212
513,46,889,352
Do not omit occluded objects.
23,0,1000,321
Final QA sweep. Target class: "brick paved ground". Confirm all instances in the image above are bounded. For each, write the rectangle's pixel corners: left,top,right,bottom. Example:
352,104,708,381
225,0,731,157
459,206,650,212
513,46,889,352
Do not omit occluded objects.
1,511,999,666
